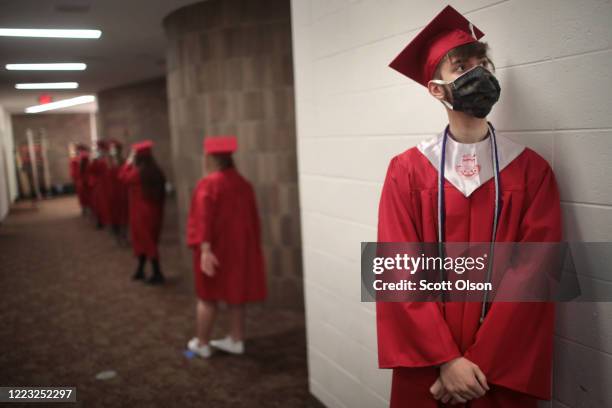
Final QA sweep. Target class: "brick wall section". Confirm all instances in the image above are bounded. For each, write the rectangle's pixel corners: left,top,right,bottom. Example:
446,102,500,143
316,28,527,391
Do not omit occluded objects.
97,77,174,184
291,0,612,407
11,113,91,187
163,0,302,309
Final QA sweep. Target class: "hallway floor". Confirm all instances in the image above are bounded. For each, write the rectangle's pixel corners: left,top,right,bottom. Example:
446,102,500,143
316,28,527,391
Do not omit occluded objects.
0,196,321,408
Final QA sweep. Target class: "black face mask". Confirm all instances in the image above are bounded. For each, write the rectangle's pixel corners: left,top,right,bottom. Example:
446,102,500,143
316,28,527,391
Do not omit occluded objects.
430,65,501,118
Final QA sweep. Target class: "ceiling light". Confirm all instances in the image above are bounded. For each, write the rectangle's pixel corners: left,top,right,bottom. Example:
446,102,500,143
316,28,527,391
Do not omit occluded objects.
16,82,79,90
6,63,87,71
0,28,101,39
25,95,96,113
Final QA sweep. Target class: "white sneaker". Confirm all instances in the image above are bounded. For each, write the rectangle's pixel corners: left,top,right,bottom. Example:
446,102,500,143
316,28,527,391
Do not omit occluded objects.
187,337,212,358
209,335,244,354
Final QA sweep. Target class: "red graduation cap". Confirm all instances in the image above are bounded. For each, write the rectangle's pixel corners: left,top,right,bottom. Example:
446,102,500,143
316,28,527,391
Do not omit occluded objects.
132,139,154,155
389,5,484,87
204,136,237,154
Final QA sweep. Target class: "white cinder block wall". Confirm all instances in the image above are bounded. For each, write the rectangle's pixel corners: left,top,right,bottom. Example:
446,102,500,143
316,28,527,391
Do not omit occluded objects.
290,0,612,407
0,107,16,221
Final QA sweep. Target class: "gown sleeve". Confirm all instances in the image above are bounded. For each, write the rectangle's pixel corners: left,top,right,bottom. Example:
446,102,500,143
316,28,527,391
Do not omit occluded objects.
186,179,216,248
117,163,139,185
464,158,561,400
376,156,462,368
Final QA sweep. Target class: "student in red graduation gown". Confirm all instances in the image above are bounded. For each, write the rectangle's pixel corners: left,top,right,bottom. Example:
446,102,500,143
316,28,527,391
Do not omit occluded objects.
89,140,113,229
69,143,89,213
377,5,561,407
69,143,80,188
108,139,129,243
118,140,166,284
75,146,92,214
77,151,91,210
185,135,267,358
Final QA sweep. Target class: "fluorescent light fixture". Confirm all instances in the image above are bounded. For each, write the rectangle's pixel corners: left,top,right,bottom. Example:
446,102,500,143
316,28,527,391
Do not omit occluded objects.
16,82,79,90
25,95,96,113
0,28,101,39
6,63,86,71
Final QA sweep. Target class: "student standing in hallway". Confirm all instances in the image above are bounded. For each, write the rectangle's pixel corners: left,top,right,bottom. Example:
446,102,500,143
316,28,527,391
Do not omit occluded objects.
77,148,91,215
108,139,129,244
185,136,267,358
68,142,80,194
376,5,561,407
69,143,90,215
89,140,113,229
118,140,166,284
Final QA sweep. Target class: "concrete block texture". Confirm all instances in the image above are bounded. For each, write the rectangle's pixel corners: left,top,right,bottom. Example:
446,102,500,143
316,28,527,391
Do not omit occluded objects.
97,78,174,185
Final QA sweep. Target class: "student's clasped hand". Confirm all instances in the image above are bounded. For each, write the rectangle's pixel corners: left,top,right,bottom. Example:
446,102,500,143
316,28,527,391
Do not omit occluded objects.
430,356,489,404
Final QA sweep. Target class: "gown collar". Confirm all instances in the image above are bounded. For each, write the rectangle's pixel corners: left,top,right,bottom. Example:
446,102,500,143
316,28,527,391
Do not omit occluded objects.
417,128,525,197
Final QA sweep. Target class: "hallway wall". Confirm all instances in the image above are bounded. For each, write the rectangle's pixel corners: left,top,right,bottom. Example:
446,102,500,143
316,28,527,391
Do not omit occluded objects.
97,77,174,184
164,0,302,308
290,0,612,407
11,113,92,190
0,106,16,220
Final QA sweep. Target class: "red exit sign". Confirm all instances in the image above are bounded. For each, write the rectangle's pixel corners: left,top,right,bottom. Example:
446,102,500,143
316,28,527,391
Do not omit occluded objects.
38,94,53,104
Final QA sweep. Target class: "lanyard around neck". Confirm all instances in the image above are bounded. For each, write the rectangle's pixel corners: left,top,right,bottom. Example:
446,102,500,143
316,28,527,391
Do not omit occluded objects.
437,122,502,322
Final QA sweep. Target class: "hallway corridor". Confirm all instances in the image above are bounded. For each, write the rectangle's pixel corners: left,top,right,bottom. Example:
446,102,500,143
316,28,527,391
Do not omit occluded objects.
0,196,319,407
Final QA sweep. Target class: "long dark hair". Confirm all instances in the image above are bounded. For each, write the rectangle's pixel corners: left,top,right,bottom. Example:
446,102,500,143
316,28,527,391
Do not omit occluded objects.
135,153,166,202
79,157,89,176
210,153,235,171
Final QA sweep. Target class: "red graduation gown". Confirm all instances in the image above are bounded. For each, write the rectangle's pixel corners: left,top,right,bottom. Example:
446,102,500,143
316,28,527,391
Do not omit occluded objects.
69,157,79,184
118,164,164,258
376,146,561,407
77,158,91,208
89,158,113,226
109,163,129,227
69,157,84,207
186,168,267,304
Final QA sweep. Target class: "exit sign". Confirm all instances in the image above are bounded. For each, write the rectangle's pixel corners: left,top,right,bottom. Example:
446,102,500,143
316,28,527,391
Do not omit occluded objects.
38,94,53,104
